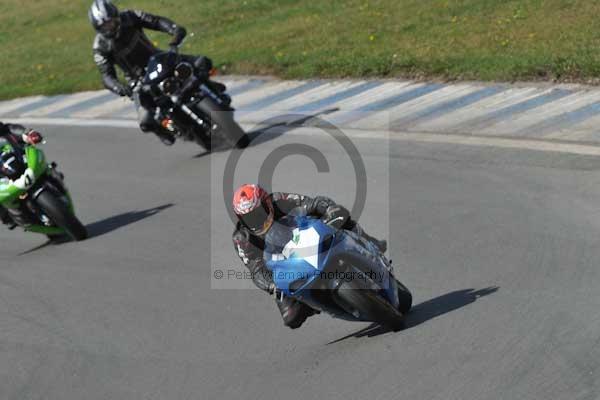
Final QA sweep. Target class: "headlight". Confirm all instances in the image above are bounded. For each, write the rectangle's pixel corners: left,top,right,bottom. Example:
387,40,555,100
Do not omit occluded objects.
160,77,180,95
174,62,194,80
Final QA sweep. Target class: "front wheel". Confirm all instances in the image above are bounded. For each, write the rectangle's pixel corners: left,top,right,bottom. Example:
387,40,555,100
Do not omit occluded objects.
334,279,405,331
36,191,87,241
195,98,249,149
396,279,413,315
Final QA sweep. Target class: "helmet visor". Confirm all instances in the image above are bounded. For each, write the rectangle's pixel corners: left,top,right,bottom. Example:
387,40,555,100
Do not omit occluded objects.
240,201,274,234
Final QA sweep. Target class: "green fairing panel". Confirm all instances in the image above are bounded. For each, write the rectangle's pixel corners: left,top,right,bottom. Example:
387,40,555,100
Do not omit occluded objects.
0,179,21,205
26,146,47,177
25,225,65,235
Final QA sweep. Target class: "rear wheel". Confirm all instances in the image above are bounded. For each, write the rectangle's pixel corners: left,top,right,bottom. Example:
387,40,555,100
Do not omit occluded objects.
196,97,249,149
334,279,405,330
36,191,87,241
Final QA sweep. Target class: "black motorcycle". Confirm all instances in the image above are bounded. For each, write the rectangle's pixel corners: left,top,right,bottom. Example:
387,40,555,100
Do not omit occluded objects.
139,51,249,150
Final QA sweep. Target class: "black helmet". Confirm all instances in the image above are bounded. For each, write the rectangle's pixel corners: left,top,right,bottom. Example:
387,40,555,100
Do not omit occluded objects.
0,150,25,181
89,0,121,38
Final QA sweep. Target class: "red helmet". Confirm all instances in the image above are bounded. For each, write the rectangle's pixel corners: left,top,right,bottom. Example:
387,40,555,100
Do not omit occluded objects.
233,184,274,235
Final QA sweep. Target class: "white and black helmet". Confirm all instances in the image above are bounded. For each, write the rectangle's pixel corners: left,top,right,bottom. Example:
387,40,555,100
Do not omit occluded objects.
89,0,121,38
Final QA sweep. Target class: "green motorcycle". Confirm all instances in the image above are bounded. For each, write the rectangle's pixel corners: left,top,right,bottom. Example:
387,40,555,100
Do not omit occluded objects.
0,142,87,241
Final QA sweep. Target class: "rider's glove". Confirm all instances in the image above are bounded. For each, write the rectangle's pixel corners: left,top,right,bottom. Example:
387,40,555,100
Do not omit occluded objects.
171,95,182,106
23,130,43,145
169,26,187,48
323,205,350,230
114,84,132,98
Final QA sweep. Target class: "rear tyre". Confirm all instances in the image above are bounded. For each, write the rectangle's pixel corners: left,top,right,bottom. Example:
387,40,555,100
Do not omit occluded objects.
334,279,405,331
36,191,87,241
196,98,249,149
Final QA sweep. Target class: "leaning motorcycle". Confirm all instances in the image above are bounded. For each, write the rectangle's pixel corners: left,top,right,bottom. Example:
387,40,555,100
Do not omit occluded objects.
139,50,249,150
264,215,412,330
0,142,87,241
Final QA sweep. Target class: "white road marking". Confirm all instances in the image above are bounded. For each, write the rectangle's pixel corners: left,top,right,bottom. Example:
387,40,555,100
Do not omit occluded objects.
234,81,305,107
9,117,600,156
0,96,45,116
20,91,109,117
239,81,354,122
71,96,132,118
4,77,600,151
415,87,541,132
485,91,600,135
350,84,478,130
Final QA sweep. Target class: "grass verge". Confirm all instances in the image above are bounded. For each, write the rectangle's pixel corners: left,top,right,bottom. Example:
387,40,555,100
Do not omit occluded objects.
1,0,600,99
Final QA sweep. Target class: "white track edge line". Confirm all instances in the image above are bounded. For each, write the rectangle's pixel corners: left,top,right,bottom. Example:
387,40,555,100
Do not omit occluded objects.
9,117,600,156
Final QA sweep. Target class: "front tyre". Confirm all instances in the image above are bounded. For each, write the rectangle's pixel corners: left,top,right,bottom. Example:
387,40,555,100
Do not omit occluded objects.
36,191,88,241
196,98,249,149
334,279,405,331
396,279,413,315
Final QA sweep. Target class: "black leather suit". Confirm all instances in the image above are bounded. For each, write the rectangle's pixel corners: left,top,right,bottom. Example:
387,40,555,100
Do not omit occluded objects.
92,10,188,135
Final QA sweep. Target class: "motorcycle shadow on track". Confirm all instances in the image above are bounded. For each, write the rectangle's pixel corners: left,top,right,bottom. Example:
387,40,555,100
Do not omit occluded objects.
19,203,175,255
327,287,499,345
86,203,174,238
193,109,339,159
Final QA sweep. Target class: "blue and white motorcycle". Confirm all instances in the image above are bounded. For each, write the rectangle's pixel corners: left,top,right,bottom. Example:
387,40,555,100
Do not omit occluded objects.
264,215,412,330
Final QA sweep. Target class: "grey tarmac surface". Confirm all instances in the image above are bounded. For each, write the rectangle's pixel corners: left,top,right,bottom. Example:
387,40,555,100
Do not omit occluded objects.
1,123,599,400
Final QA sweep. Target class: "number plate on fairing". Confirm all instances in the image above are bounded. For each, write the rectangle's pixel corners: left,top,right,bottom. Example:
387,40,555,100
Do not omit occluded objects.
279,227,321,269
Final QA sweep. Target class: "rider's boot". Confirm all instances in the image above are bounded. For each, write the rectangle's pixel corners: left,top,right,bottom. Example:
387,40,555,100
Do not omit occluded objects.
140,116,176,146
0,205,17,230
5,205,32,229
154,129,176,146
275,296,317,329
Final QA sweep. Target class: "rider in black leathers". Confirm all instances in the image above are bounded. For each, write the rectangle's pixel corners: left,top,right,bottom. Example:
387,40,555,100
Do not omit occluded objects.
90,0,213,145
232,186,387,329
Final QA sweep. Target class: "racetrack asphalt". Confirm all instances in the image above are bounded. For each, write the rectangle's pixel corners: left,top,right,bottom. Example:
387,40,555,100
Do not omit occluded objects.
0,123,599,399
